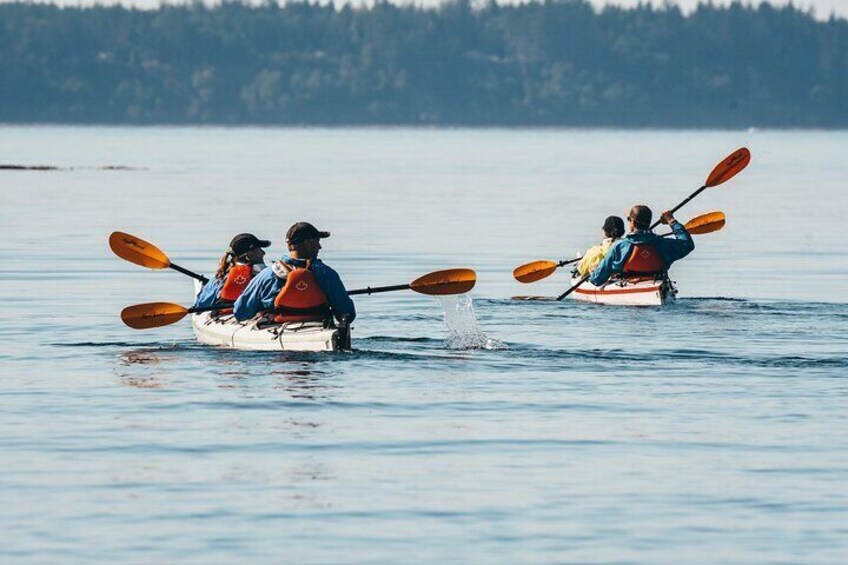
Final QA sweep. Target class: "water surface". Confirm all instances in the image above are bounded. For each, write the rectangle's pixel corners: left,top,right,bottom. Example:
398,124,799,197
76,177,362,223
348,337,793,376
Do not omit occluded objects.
1,127,846,562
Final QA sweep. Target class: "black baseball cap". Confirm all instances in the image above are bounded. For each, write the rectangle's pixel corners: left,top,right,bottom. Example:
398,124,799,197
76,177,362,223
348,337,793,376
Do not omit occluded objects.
229,233,271,256
286,222,330,245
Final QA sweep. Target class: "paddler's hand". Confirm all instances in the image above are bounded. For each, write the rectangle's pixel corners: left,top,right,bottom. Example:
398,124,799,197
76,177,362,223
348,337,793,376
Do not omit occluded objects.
271,260,294,279
660,210,676,225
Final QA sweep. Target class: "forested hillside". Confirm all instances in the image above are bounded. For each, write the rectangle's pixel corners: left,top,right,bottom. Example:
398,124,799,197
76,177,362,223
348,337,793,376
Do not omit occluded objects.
1,0,846,126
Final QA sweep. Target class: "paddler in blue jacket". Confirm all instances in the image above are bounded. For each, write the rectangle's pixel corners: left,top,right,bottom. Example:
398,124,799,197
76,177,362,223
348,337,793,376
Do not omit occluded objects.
589,205,694,286
233,222,356,322
194,233,270,308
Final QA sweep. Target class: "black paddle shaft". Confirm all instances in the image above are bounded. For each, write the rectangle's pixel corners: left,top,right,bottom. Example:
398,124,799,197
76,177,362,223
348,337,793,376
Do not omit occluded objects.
170,262,209,284
558,257,582,267
188,302,232,314
556,273,591,301
650,185,707,230
187,283,414,315
348,284,411,296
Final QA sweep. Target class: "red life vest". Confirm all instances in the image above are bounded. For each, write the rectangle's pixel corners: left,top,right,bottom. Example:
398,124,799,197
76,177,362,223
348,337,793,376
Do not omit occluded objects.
219,264,253,302
273,264,330,323
622,244,666,276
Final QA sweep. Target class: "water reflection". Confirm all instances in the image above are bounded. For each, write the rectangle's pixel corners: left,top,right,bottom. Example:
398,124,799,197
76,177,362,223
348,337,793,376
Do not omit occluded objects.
115,347,178,388
115,346,338,396
272,365,334,401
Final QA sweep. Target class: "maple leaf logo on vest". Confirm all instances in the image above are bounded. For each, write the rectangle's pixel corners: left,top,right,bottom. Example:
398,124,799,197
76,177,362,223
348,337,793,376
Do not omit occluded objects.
296,280,309,291
234,275,248,285
640,250,652,259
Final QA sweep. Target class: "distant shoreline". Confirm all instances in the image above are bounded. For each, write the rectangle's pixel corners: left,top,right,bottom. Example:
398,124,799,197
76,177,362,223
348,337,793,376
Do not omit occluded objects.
2,123,848,132
2,0,845,127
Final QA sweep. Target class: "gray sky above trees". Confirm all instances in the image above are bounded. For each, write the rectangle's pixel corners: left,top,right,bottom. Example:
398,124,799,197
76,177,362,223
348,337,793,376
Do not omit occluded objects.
1,0,847,18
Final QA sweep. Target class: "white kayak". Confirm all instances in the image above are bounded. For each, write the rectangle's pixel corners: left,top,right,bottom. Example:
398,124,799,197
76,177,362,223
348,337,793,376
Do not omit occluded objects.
569,274,677,306
190,281,350,352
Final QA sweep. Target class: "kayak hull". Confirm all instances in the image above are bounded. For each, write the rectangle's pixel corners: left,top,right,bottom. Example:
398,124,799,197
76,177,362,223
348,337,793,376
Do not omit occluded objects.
190,280,349,352
569,275,677,306
191,312,345,352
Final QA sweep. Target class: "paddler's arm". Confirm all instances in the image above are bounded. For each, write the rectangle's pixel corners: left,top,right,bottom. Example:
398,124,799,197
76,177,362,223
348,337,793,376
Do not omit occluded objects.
576,244,602,276
233,268,280,321
312,262,356,323
658,211,695,262
589,240,627,286
193,276,222,309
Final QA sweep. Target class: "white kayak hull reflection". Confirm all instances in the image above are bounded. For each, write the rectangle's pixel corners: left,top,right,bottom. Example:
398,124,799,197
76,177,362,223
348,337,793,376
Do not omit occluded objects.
190,281,349,352
569,275,677,306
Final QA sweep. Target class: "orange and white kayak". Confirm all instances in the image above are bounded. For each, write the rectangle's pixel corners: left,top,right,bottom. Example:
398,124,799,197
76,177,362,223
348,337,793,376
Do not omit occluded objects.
569,275,677,306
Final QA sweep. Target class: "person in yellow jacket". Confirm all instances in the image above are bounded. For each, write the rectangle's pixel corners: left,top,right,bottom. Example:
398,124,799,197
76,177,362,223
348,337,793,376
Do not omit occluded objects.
576,216,625,276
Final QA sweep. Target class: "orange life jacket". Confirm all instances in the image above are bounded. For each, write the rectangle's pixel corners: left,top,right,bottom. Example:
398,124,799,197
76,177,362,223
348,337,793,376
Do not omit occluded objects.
219,264,253,302
622,244,666,276
273,263,330,323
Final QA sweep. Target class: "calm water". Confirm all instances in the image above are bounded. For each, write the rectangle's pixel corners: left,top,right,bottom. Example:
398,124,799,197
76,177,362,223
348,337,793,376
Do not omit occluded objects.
1,127,847,563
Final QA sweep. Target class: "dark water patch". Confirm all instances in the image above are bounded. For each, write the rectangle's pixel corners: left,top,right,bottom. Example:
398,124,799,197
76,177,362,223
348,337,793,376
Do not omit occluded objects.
55,341,183,348
496,345,848,371
103,343,475,367
0,164,59,170
360,335,441,344
0,164,144,171
167,398,655,415
20,436,820,457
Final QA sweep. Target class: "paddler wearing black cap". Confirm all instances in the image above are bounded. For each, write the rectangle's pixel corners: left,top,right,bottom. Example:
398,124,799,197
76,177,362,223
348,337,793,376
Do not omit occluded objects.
194,233,271,309
233,222,356,323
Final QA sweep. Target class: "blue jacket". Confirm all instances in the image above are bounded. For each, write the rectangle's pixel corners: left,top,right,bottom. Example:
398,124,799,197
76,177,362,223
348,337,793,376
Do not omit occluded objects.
589,221,694,286
233,257,356,322
193,277,223,309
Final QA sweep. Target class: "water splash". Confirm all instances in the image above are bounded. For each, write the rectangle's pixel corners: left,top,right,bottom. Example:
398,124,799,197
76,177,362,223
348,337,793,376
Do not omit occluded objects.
436,294,507,350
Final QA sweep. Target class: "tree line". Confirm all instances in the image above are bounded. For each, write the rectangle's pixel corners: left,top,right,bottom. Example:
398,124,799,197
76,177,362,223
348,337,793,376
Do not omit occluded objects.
0,0,846,126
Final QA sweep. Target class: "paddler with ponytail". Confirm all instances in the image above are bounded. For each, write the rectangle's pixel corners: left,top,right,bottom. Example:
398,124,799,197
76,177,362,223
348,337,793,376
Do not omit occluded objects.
576,215,625,276
233,222,356,323
589,205,694,286
193,233,271,309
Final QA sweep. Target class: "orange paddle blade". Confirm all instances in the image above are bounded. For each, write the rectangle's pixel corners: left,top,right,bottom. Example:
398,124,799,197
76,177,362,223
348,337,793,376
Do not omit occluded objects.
684,211,726,235
705,147,750,187
513,260,559,283
410,268,477,295
109,231,171,269
121,302,189,330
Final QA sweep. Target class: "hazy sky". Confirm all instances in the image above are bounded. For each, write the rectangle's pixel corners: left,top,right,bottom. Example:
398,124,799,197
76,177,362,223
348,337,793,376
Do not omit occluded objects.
3,0,847,19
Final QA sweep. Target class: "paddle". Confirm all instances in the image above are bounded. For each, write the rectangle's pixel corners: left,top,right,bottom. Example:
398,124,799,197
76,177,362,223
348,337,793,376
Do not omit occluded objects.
558,148,750,301
514,211,727,284
109,231,209,283
659,211,725,236
121,268,477,329
347,268,477,296
649,147,749,230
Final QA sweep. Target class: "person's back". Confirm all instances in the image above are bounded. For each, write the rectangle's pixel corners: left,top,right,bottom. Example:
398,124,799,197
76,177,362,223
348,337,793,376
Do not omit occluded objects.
233,222,356,323
194,233,270,309
576,216,625,276
589,205,694,286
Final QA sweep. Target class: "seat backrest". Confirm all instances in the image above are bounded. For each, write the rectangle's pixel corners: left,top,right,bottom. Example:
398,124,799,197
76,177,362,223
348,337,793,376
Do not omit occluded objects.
622,244,666,275
272,265,330,323
219,264,253,301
